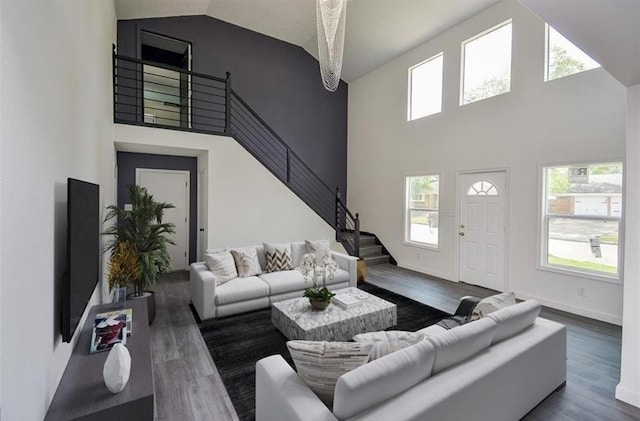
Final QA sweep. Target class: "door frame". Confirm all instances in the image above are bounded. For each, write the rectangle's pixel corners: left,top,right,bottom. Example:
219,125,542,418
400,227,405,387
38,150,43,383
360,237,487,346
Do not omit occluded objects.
135,168,190,271
454,168,510,291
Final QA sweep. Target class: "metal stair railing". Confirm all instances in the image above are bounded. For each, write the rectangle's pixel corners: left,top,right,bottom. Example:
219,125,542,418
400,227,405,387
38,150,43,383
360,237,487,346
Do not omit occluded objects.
113,47,360,257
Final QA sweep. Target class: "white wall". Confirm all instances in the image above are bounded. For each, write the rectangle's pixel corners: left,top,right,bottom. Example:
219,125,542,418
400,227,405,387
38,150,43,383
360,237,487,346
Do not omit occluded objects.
0,1,116,420
114,124,336,251
617,85,640,407
348,0,626,323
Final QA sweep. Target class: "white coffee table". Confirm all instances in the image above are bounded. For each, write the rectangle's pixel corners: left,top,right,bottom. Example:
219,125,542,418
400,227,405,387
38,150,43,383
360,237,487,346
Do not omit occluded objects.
271,287,397,341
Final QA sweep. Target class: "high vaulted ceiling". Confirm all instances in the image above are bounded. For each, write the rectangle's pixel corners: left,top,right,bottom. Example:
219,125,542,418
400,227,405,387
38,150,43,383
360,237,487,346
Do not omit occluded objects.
115,0,500,82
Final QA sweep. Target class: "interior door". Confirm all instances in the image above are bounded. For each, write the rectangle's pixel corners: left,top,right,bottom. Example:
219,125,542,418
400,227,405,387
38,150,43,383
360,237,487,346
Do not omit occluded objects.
198,169,207,261
137,169,189,271
458,171,506,291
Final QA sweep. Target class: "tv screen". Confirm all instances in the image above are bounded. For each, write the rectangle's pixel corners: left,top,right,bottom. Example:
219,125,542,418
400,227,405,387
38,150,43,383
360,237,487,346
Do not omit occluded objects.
62,178,100,343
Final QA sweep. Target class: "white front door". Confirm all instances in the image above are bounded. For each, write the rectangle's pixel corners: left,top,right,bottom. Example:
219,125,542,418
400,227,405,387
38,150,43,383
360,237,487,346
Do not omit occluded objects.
137,169,190,271
458,171,507,291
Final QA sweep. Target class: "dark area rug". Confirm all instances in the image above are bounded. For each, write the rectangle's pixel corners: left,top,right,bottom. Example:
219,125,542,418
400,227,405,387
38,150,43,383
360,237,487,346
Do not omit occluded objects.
191,282,448,421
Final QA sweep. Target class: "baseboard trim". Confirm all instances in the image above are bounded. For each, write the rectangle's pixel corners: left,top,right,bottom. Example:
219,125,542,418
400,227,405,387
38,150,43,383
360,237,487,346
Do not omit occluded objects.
516,291,622,325
396,262,454,283
616,384,640,408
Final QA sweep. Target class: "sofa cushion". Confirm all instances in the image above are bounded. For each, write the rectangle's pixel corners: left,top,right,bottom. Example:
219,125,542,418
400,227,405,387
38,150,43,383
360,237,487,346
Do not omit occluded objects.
305,239,331,261
487,299,541,344
287,340,373,407
471,291,516,321
214,276,269,305
264,242,293,272
352,330,425,361
426,317,497,374
259,270,306,295
230,247,262,277
204,252,237,284
333,339,435,420
325,267,349,285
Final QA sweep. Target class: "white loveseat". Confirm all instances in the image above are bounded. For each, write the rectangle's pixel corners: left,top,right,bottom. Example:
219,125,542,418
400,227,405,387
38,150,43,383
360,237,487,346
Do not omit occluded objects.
256,299,567,421
191,241,358,320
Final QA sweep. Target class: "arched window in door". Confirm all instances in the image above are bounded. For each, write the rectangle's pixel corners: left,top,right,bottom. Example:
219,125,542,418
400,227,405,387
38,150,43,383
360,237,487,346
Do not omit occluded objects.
466,180,498,196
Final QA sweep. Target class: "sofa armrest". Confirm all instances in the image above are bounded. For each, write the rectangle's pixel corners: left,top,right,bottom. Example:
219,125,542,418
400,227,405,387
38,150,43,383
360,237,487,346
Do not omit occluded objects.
190,262,217,321
331,251,358,288
256,355,337,421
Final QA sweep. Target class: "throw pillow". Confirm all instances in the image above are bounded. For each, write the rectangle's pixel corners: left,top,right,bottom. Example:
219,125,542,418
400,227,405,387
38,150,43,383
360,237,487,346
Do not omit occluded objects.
287,340,373,406
263,243,293,272
305,239,331,262
230,247,262,277
352,330,425,361
204,252,237,284
470,291,516,321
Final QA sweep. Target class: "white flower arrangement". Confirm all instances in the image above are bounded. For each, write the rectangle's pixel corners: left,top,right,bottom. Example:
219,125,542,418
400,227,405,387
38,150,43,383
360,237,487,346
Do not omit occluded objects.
299,253,338,304
299,252,338,288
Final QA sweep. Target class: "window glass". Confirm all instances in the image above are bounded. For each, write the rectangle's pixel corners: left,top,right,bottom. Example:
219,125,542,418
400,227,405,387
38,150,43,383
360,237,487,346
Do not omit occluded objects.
408,53,443,120
462,20,512,105
546,25,600,81
467,181,498,196
542,163,622,278
406,175,439,247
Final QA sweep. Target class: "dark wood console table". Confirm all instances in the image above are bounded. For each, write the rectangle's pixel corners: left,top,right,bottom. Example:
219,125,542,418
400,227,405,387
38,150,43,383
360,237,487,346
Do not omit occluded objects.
45,299,154,421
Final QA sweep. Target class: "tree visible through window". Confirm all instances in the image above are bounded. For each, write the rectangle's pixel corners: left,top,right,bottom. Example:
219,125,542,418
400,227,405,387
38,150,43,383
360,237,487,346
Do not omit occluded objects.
461,20,512,105
405,175,439,247
542,162,622,279
546,25,600,81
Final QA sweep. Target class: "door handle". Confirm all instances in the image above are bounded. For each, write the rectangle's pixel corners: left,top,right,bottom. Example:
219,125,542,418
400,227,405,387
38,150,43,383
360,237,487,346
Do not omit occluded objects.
459,232,465,236
199,228,205,232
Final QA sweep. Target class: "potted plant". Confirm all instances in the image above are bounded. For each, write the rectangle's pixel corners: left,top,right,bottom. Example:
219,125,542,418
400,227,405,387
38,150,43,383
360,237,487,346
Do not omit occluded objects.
106,240,140,308
300,253,338,310
103,185,175,324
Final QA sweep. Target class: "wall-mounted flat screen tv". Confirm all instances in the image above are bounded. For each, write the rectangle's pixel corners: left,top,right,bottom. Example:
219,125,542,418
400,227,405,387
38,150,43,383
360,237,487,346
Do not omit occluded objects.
62,178,100,343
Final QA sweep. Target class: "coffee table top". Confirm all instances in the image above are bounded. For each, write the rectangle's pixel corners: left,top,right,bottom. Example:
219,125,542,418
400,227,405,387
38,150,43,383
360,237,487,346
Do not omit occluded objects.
271,287,396,334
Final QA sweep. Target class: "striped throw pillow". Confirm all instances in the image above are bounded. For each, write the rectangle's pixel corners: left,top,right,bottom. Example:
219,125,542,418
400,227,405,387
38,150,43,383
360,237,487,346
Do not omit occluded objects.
204,252,238,284
287,340,373,406
263,243,293,272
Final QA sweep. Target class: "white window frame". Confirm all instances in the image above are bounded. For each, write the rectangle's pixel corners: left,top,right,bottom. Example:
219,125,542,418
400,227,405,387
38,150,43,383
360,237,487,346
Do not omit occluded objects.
404,174,440,249
407,52,444,121
460,19,512,106
544,24,600,82
539,161,623,283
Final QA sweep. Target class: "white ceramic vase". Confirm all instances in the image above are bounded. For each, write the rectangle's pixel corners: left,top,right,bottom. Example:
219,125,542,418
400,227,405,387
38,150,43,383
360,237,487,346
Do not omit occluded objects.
103,343,131,393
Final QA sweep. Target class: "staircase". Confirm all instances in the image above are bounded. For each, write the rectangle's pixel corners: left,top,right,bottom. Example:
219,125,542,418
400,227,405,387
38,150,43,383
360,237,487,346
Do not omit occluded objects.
112,47,395,263
358,234,392,266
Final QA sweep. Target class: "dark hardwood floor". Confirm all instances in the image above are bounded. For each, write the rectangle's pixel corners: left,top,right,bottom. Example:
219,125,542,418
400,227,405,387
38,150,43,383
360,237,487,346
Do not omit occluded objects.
151,264,640,420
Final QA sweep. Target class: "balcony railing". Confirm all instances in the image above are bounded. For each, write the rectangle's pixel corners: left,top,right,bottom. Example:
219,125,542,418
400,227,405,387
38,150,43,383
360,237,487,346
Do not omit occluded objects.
113,48,360,257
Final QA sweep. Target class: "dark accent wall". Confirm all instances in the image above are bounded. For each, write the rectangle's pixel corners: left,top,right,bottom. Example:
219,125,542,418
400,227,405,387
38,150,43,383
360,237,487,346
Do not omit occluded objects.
117,15,348,199
117,152,198,264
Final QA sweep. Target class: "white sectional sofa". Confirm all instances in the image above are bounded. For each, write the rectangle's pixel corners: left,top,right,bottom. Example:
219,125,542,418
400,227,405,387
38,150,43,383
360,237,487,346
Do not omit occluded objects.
256,300,567,421
191,241,358,320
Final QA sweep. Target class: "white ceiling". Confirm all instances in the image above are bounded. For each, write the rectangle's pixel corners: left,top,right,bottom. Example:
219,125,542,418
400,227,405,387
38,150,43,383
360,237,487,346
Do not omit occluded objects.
115,0,500,82
520,0,640,87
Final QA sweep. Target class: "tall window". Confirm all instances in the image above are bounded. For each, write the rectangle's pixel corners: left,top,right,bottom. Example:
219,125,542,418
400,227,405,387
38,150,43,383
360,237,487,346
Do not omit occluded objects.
541,162,623,279
408,53,443,121
405,175,440,247
461,20,512,105
545,25,600,81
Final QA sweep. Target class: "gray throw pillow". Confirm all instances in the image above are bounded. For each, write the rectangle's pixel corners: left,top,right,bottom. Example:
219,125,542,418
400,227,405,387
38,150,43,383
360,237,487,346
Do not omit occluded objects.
230,247,262,277
470,291,516,321
305,239,331,261
352,330,425,361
